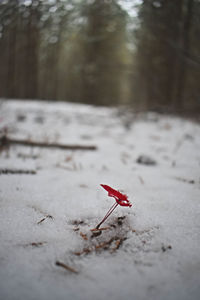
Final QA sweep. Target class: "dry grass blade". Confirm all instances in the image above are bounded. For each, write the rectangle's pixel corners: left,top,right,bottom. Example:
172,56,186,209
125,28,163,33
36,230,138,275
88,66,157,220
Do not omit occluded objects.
80,232,88,240
73,247,92,256
95,238,114,250
110,238,124,253
90,227,110,232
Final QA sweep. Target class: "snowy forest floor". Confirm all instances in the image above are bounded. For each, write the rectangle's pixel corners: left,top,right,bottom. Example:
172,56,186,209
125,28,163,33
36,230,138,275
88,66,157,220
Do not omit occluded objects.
0,99,200,300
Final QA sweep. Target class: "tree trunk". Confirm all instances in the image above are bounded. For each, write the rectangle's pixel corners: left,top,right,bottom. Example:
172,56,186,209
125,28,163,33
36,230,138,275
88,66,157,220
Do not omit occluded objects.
175,0,194,110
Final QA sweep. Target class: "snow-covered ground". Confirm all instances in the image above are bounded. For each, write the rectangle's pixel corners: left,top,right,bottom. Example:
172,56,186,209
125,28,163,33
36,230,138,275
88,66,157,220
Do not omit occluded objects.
0,99,200,300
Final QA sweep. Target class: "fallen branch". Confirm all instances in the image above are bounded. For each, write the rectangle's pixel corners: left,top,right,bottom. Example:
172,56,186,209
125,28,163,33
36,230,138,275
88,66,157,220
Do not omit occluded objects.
0,135,97,151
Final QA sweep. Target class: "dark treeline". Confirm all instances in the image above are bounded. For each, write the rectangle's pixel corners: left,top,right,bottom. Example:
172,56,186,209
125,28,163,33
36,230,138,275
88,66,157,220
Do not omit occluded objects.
0,0,199,112
133,0,200,112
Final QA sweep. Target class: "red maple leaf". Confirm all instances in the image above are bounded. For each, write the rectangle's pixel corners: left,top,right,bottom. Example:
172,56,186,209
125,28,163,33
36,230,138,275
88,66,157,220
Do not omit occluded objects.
100,184,132,207
95,184,132,229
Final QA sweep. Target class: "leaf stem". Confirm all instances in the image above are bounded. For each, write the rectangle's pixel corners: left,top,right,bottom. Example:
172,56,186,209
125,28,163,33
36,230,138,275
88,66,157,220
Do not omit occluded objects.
96,202,119,229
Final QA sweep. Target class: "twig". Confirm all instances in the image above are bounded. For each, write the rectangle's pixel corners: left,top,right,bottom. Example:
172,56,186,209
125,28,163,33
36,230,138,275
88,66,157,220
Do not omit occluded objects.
0,135,97,151
37,215,53,225
30,242,46,247
23,241,47,247
0,168,36,175
174,176,195,184
37,218,46,224
55,261,78,274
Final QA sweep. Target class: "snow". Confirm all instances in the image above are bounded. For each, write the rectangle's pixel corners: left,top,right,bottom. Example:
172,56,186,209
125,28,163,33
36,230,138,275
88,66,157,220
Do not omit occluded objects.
0,99,200,300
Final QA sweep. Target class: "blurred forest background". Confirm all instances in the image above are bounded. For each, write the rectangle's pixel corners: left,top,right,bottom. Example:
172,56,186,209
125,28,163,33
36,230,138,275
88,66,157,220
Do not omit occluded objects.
0,0,200,113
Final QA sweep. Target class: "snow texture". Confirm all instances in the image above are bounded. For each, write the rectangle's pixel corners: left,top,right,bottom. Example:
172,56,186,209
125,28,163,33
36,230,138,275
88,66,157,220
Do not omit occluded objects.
0,99,200,300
